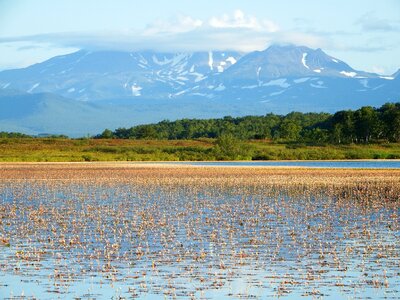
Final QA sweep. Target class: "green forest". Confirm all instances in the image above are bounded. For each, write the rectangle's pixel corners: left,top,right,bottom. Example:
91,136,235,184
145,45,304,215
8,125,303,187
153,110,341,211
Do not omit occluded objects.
99,103,400,144
1,103,400,161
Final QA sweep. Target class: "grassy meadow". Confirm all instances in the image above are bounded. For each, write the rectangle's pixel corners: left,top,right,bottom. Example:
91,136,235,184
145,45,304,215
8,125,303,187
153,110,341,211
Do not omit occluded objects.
1,137,400,161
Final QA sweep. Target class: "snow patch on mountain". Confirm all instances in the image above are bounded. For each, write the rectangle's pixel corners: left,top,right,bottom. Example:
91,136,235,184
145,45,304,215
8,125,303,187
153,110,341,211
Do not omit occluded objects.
27,83,40,93
171,53,187,66
241,85,258,89
214,84,226,91
293,77,310,84
359,79,369,88
340,71,357,78
138,54,148,65
190,92,214,99
256,66,262,76
174,90,186,96
256,67,262,85
208,51,213,71
302,53,310,69
264,78,290,88
372,84,384,90
131,84,142,96
310,83,327,89
217,59,233,72
269,90,285,96
226,56,237,64
1,83,10,89
191,72,206,82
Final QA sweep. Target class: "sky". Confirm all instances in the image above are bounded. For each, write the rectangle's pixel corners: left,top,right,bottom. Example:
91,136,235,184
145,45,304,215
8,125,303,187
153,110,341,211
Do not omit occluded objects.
0,0,399,74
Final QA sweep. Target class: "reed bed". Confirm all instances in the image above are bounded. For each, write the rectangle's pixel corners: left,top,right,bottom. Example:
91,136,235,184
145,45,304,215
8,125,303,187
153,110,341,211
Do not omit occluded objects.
0,163,399,299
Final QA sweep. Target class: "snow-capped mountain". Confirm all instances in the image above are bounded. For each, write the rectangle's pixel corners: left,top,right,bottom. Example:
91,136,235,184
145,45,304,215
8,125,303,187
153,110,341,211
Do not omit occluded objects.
168,45,398,110
0,50,242,101
212,45,377,83
0,44,398,136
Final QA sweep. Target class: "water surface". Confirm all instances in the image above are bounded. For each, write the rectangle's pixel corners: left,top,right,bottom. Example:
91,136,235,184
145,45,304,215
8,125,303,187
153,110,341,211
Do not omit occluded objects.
172,160,400,168
0,168,398,299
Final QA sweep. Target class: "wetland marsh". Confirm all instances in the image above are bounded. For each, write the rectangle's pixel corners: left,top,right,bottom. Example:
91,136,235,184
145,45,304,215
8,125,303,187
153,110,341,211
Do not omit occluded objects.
0,164,399,299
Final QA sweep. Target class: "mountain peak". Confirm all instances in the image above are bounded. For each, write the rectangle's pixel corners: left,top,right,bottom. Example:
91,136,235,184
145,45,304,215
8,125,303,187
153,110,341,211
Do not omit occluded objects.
220,44,362,82
392,69,400,78
264,44,312,53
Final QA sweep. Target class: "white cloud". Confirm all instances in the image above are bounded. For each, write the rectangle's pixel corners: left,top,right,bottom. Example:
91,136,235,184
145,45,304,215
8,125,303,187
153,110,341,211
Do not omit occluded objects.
1,10,398,74
143,14,203,35
275,32,328,49
209,9,279,32
369,66,386,74
0,41,78,70
0,10,332,69
356,12,399,32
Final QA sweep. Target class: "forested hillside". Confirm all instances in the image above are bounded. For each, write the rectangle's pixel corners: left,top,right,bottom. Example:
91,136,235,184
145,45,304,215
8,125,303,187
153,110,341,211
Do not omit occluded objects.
101,103,400,144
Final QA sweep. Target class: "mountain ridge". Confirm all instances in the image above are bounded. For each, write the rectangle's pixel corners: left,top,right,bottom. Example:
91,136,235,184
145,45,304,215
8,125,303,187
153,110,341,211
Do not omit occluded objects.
0,44,399,136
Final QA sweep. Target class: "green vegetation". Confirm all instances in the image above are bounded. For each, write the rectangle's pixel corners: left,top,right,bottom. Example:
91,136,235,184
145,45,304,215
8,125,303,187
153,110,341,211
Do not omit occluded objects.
0,132,32,138
1,103,400,161
101,103,400,143
0,137,399,162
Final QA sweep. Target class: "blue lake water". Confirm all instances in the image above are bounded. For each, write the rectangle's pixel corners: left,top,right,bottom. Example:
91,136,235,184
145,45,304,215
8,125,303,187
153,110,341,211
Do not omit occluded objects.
170,160,400,168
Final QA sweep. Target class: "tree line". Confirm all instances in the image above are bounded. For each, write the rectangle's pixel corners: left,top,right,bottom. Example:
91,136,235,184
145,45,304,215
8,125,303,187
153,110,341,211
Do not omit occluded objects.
99,103,400,144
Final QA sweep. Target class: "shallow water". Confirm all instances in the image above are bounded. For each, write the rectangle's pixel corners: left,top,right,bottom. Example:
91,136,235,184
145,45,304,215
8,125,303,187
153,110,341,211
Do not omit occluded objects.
0,177,399,299
171,160,400,168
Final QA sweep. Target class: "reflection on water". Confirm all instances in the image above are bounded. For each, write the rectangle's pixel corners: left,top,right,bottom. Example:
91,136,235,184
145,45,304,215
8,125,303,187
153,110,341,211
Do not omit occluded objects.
0,179,399,299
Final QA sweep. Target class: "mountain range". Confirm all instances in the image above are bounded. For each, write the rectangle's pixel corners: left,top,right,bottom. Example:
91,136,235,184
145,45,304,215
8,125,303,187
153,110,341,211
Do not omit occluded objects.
0,44,399,136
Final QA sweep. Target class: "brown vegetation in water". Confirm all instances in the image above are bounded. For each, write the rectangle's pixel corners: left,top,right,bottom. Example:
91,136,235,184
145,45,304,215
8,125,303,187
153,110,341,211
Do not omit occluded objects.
0,164,399,298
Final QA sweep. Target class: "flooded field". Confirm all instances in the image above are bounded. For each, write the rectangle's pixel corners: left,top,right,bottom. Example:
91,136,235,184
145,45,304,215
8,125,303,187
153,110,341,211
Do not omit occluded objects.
0,163,399,299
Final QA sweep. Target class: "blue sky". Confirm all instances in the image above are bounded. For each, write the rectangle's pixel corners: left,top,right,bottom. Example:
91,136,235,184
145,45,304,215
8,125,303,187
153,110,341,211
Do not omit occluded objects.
0,0,399,74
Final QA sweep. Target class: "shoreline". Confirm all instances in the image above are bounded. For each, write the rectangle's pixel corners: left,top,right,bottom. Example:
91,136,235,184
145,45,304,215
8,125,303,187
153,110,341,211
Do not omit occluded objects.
0,159,399,170
1,158,400,163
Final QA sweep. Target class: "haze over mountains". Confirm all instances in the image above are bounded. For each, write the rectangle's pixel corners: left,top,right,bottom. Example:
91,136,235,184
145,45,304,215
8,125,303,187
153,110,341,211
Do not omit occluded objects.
0,44,399,136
